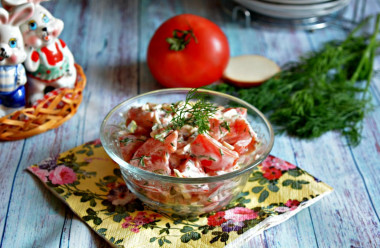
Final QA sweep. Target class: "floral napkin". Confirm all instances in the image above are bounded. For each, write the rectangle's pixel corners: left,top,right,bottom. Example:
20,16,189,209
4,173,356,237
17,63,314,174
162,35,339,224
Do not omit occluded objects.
27,140,333,248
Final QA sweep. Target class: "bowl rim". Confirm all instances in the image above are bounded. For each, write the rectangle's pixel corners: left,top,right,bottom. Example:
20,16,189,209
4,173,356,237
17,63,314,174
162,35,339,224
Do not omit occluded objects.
100,88,274,184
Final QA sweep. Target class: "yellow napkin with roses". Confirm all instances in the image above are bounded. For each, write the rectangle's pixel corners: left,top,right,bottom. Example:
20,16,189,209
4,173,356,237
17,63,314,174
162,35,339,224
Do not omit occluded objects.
27,140,332,248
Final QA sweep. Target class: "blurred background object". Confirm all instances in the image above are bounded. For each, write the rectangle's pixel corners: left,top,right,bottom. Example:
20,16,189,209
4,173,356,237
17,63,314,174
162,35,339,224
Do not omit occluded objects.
222,0,366,31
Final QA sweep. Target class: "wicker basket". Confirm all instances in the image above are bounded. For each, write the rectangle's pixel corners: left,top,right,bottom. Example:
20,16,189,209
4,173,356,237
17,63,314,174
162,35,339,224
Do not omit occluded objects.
0,64,86,141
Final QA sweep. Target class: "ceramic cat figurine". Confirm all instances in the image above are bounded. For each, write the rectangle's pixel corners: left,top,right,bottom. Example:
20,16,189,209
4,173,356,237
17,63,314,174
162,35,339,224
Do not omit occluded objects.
0,3,33,117
2,0,76,104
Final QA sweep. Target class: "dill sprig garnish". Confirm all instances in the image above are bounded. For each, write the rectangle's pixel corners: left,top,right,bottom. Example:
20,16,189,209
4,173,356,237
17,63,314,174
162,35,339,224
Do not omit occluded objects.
208,14,380,146
169,88,217,134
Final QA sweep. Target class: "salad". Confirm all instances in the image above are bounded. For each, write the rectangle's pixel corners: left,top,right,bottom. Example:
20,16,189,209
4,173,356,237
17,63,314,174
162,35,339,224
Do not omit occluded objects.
112,90,263,214
118,92,258,178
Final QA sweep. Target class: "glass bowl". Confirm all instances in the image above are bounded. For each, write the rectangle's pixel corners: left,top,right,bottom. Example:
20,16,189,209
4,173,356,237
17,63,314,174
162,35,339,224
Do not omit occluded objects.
100,88,274,216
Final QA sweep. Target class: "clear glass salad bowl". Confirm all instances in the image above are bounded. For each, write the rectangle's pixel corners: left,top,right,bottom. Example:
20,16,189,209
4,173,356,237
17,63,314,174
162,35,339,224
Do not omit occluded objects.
100,88,274,216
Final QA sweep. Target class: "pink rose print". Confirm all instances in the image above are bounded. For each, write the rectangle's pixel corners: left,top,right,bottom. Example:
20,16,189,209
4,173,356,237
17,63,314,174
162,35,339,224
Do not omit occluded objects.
262,156,296,171
29,167,49,182
107,183,136,206
224,207,258,222
121,212,161,233
285,199,300,210
48,165,77,185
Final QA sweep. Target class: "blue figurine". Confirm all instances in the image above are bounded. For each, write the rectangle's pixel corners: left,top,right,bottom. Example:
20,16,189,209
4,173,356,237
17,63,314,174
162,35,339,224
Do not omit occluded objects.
0,3,33,117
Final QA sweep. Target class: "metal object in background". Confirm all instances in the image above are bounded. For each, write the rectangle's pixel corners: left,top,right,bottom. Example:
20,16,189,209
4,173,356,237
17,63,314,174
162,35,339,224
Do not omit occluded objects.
222,0,366,31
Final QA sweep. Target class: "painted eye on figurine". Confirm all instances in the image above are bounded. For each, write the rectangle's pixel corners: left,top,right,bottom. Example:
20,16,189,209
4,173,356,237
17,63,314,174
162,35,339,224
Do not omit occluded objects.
29,20,37,30
42,14,50,23
9,38,17,48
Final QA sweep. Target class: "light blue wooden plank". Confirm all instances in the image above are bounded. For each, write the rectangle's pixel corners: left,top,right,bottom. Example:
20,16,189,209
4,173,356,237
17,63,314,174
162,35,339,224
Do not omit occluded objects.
0,140,66,248
348,61,380,219
0,141,25,246
138,0,179,93
75,0,139,143
349,108,380,213
289,130,380,247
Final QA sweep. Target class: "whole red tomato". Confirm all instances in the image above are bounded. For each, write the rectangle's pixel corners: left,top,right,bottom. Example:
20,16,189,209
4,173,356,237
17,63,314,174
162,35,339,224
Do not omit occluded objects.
147,14,230,88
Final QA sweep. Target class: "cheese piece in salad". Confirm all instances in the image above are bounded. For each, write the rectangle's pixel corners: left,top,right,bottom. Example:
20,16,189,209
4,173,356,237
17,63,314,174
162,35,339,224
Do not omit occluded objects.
117,91,259,178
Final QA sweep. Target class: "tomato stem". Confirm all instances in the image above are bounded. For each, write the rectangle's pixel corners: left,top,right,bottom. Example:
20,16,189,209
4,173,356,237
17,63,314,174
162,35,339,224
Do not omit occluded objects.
166,29,198,51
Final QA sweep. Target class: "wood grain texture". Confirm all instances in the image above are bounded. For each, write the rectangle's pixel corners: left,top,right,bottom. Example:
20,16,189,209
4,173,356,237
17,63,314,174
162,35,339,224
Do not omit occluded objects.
0,0,379,247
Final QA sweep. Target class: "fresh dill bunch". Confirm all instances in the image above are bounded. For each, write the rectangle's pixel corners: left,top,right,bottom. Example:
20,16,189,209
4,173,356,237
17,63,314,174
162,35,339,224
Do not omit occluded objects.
169,88,217,134
208,14,380,146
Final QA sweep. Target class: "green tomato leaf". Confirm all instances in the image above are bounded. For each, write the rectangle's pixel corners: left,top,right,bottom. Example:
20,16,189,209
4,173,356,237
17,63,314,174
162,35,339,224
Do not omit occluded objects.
291,181,302,190
115,239,123,244
158,239,164,247
164,238,172,244
282,179,293,186
221,232,229,242
180,226,194,233
252,186,264,193
150,237,157,243
180,233,191,243
90,199,97,207
288,170,302,177
93,217,102,225
258,190,269,203
268,184,280,192
86,208,96,216
210,235,220,244
190,232,201,241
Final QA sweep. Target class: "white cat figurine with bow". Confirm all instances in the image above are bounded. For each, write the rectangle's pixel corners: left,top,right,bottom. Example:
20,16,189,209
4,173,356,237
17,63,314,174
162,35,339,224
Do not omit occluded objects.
3,0,77,104
0,3,33,117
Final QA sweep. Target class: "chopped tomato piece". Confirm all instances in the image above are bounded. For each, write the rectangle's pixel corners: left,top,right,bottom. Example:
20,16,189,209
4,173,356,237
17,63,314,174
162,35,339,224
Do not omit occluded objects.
129,138,171,175
130,138,171,175
119,134,147,161
163,130,178,153
222,118,255,154
238,134,257,154
126,106,155,135
208,118,229,141
169,152,187,170
190,134,239,171
176,159,207,178
130,131,178,175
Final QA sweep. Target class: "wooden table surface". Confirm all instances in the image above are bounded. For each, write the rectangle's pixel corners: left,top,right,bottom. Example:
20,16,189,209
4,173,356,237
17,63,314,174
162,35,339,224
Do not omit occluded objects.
1,0,379,247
